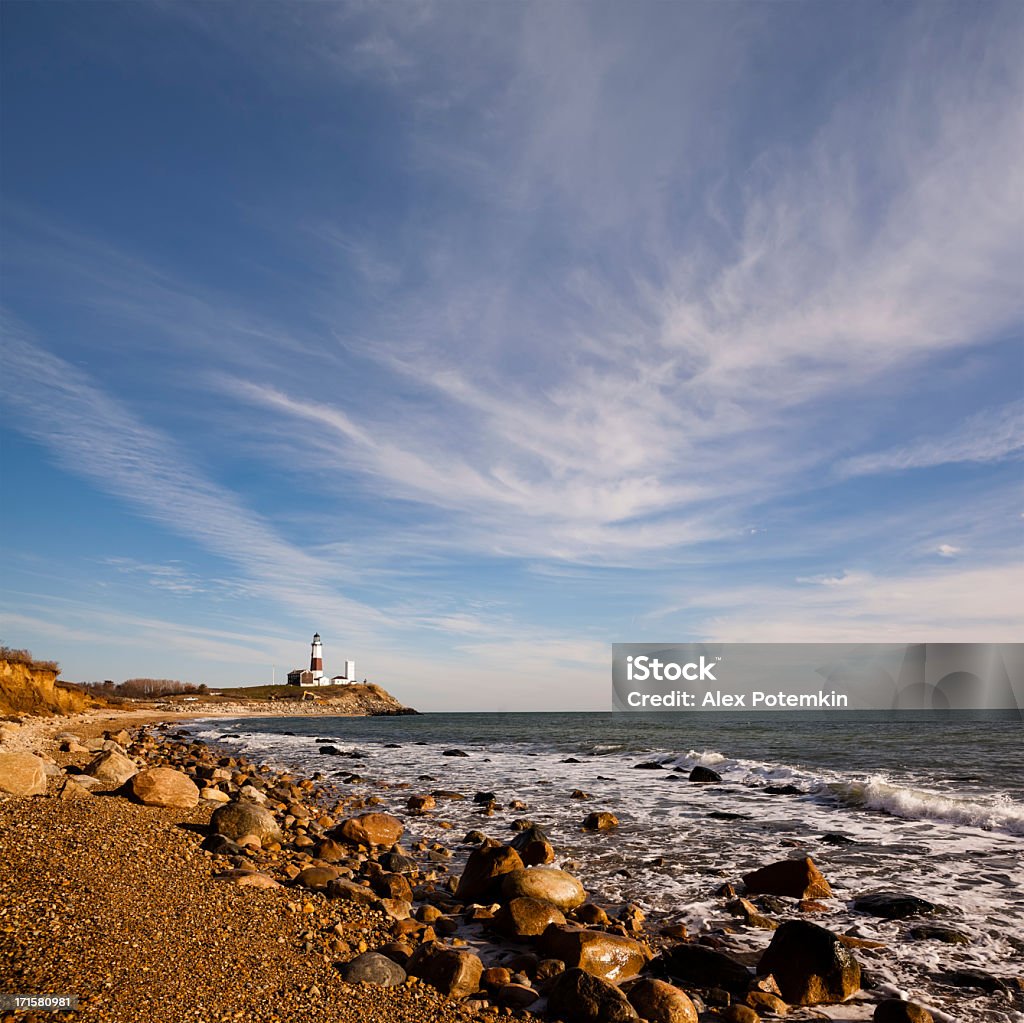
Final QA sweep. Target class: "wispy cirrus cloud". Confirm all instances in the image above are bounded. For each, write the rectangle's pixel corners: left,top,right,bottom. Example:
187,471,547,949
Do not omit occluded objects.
0,316,387,634
839,401,1024,478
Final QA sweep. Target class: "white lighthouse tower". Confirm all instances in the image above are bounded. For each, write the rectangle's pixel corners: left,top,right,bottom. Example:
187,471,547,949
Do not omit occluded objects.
310,632,324,682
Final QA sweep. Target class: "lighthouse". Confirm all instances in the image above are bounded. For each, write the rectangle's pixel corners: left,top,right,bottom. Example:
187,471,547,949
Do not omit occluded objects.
310,632,324,681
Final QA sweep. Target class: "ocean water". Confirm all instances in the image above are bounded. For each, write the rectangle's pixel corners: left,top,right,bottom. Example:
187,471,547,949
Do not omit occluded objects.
185,711,1024,1022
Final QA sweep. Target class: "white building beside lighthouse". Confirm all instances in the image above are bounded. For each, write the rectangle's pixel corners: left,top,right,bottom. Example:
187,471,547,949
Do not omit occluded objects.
286,633,356,687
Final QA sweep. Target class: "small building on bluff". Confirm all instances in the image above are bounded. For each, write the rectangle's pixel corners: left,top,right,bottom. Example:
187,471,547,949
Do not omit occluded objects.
286,633,356,687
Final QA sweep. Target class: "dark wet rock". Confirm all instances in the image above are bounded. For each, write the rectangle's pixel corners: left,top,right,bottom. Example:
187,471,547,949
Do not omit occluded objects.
763,784,802,795
462,830,489,845
907,924,970,944
743,856,832,899
378,851,418,874
633,761,665,770
443,749,471,757
935,969,1008,993
546,968,639,1021
707,810,750,820
318,745,344,755
820,832,855,845
758,919,861,1005
688,766,722,783
853,891,942,920
874,1000,934,1023
658,943,750,991
561,757,582,763
510,825,556,865
455,843,524,902
473,791,497,803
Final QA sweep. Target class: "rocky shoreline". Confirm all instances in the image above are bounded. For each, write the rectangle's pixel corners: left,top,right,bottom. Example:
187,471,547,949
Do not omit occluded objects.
1,713,1018,1022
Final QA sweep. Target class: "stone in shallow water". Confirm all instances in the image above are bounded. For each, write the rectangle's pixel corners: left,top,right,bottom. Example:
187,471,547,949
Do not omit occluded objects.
659,943,750,991
757,919,861,1005
853,891,942,920
688,765,722,783
743,856,832,899
547,968,638,1022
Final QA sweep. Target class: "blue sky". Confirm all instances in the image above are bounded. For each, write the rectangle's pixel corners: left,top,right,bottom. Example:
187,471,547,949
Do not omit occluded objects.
1,1,1021,711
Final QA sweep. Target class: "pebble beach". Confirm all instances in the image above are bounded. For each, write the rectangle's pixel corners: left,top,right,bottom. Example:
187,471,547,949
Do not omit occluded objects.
1,709,1021,1023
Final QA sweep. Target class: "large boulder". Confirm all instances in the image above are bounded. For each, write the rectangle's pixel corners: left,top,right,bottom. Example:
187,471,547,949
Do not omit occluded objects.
743,856,832,899
455,843,524,902
338,950,407,987
658,943,750,991
757,919,861,1005
84,750,138,789
688,765,722,782
336,812,404,848
493,897,566,939
546,968,639,1022
501,867,587,911
130,768,200,808
210,800,283,844
627,978,699,1023
539,925,646,983
0,752,47,796
408,945,483,999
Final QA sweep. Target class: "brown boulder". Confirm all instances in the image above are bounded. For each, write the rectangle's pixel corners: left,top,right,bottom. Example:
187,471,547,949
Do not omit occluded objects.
372,872,413,902
455,843,524,902
84,750,138,789
295,866,341,890
407,794,436,812
743,857,832,899
337,812,404,848
539,924,646,983
0,752,48,796
547,968,638,1021
501,867,587,911
210,800,283,844
408,945,483,999
758,920,860,1005
627,978,699,1023
326,878,379,905
493,897,566,939
130,768,200,808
